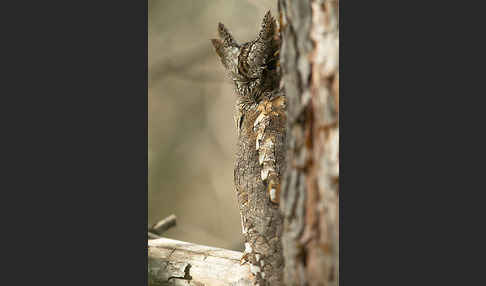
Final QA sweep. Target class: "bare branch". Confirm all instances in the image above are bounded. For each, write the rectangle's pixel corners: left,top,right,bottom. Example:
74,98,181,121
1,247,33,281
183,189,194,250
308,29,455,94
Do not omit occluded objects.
148,232,161,240
150,214,177,235
148,237,255,286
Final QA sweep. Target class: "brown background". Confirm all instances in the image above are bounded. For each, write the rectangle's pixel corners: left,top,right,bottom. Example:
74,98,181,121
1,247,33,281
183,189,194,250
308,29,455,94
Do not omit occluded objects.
149,0,277,251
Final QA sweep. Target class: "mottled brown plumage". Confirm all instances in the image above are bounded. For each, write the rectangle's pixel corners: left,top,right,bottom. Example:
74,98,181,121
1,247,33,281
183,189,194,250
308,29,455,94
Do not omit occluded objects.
211,11,286,285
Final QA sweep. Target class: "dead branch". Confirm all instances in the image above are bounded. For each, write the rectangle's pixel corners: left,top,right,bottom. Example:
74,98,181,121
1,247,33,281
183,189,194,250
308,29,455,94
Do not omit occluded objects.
148,237,255,286
148,232,161,240
150,214,177,235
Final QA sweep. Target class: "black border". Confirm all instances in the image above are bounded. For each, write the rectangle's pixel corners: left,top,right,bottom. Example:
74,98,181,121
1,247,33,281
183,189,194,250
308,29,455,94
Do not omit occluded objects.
340,1,455,284
5,1,148,285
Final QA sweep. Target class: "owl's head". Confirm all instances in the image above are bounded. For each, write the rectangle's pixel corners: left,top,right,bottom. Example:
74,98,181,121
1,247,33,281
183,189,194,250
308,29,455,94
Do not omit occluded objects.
211,11,279,101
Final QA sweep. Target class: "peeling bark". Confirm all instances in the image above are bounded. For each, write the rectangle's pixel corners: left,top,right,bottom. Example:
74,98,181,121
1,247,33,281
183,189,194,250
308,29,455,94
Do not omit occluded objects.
279,0,339,285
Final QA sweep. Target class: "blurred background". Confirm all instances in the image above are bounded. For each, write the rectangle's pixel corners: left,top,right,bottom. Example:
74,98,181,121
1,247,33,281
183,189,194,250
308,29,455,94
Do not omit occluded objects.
149,0,277,251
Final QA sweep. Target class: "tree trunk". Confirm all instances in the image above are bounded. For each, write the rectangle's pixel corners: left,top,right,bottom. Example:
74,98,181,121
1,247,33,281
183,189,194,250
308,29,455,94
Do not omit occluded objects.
278,0,339,285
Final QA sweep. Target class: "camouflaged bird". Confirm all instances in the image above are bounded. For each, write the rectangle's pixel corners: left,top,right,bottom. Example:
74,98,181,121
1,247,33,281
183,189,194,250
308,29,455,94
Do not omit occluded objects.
211,11,286,285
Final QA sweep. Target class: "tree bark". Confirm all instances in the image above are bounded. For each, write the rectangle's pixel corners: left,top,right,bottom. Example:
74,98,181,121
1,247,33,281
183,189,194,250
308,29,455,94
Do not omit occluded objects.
278,0,339,285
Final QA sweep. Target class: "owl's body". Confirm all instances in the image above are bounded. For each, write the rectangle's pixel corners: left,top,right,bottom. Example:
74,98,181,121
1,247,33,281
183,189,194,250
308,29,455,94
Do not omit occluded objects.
211,11,286,285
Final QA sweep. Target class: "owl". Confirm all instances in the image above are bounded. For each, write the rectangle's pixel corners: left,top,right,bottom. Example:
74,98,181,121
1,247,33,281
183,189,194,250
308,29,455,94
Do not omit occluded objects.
211,11,285,205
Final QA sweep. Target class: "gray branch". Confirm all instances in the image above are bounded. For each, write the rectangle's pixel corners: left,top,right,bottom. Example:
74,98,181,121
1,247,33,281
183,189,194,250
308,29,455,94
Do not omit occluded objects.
148,237,255,286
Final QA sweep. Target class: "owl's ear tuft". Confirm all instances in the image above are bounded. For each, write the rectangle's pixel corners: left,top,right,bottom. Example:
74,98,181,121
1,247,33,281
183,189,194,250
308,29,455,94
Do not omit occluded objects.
218,22,237,47
211,39,224,59
258,11,277,44
242,11,278,78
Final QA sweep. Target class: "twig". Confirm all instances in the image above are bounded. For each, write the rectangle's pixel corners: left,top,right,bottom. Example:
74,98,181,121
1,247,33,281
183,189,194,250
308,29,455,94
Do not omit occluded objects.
148,232,161,240
149,214,177,236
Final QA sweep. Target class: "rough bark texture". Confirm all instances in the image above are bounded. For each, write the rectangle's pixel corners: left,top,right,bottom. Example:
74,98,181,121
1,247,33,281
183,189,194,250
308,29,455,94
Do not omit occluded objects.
279,0,339,285
148,237,255,286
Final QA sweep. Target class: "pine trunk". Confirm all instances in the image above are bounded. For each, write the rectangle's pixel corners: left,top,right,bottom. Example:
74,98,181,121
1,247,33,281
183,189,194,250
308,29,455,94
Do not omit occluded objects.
278,0,339,285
